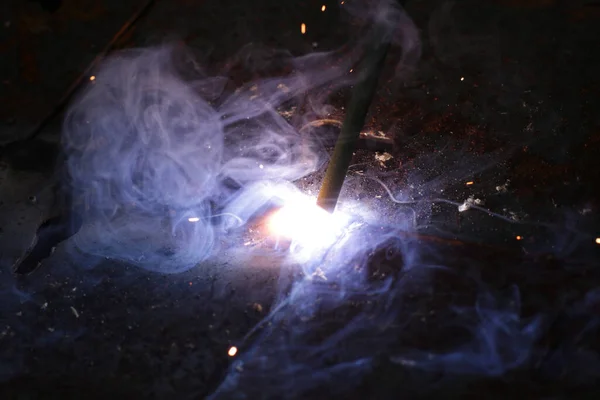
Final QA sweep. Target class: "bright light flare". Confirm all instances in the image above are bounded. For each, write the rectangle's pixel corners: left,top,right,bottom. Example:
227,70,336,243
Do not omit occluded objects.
188,217,200,222
321,5,326,11
266,196,349,253
301,23,306,34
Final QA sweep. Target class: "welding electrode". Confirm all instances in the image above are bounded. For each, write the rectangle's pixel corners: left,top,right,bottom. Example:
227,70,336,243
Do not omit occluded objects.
316,23,392,213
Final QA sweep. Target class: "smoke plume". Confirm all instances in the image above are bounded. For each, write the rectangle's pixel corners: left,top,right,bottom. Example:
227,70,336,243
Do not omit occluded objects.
25,0,596,398
61,0,416,274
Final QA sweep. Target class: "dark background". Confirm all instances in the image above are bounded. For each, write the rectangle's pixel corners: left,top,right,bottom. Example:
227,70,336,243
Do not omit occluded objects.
1,0,600,398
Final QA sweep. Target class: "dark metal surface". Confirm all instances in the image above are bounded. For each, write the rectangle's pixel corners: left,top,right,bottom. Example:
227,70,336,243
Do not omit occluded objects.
0,0,147,144
7,0,157,274
0,0,599,398
20,0,157,144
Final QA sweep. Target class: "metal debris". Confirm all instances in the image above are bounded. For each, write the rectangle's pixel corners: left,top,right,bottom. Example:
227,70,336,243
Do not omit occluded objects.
496,180,510,193
276,83,290,93
252,303,263,313
502,208,527,221
312,267,327,281
375,152,393,163
361,130,390,140
277,106,296,119
458,196,484,212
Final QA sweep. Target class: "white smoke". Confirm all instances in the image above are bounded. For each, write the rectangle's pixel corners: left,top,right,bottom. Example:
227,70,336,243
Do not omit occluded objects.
60,0,419,274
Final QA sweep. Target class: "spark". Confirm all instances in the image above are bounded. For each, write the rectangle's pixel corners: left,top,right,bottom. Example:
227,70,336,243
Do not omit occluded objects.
188,217,200,222
460,77,464,81
89,76,96,81
301,23,306,34
596,237,600,244
321,5,326,11
228,346,238,357
466,181,474,185
516,235,523,241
